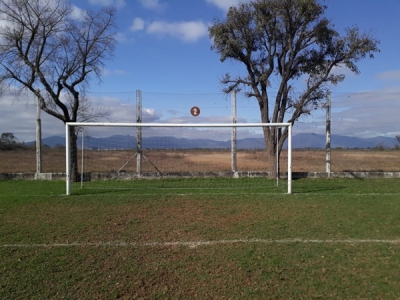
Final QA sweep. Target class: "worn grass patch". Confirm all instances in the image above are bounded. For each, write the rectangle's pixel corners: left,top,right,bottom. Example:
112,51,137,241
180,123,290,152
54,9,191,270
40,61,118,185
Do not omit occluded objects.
1,179,400,298
2,243,400,299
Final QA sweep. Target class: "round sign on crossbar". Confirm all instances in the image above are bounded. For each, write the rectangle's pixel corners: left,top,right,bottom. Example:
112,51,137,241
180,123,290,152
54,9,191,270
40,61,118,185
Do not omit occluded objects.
190,106,200,116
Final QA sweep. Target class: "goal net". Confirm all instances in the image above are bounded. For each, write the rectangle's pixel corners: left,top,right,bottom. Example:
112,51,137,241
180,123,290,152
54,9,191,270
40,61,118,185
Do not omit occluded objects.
66,123,292,195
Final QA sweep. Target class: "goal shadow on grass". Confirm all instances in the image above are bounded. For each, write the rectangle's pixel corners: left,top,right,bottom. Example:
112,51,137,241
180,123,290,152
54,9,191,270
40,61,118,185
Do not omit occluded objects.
70,177,290,196
290,177,400,194
292,178,348,194
71,177,398,196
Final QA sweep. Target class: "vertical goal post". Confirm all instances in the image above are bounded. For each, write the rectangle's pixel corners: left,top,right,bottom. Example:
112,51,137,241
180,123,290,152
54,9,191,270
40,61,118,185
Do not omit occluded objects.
66,122,292,195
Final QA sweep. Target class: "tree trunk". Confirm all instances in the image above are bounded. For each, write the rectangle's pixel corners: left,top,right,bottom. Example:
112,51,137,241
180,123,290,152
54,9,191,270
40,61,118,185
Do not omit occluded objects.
259,100,280,179
268,145,278,178
265,128,279,178
68,126,80,182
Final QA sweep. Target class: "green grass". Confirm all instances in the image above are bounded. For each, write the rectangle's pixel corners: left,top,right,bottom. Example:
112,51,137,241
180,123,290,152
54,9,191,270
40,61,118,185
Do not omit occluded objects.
73,176,290,195
1,178,400,299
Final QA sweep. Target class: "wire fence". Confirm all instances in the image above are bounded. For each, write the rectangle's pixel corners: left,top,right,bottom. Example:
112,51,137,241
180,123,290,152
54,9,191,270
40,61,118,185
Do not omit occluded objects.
1,90,400,174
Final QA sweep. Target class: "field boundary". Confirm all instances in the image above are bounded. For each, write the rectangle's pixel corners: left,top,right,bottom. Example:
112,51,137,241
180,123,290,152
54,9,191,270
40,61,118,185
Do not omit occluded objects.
2,238,400,249
1,171,400,181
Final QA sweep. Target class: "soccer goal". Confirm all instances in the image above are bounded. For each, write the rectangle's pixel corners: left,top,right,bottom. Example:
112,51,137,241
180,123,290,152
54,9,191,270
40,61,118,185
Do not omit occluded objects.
66,122,292,195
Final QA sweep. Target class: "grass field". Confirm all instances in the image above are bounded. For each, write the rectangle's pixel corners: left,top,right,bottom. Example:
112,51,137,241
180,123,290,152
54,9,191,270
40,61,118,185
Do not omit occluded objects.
1,178,400,299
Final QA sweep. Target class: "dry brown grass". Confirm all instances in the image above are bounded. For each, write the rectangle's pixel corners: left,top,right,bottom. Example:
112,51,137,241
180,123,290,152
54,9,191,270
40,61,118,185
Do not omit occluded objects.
0,149,64,173
1,148,400,173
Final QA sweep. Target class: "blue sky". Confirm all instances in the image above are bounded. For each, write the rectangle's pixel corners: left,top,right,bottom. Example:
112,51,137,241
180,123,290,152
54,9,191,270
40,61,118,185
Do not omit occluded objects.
1,0,400,142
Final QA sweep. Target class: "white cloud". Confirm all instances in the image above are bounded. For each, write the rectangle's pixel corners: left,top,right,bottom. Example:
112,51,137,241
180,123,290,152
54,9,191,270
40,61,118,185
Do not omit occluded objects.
0,92,64,142
146,20,208,42
70,5,87,20
376,70,400,81
89,0,126,8
2,83,400,143
294,86,400,138
206,0,251,11
137,0,166,10
102,68,128,76
130,17,145,31
115,32,128,42
330,63,356,78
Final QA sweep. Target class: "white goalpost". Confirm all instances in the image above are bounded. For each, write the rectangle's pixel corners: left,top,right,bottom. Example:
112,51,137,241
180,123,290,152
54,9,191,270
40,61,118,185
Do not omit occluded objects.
66,122,292,195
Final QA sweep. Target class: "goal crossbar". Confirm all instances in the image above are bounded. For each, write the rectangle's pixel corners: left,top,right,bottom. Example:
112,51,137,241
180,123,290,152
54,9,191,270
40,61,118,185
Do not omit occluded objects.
66,122,291,128
66,122,292,195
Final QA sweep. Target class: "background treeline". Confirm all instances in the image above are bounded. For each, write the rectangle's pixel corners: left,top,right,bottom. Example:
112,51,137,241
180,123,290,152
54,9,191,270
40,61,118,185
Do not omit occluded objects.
0,132,66,151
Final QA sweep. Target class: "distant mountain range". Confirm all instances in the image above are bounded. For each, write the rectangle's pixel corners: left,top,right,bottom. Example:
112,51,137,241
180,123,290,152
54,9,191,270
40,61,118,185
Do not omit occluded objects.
291,133,399,149
28,133,400,149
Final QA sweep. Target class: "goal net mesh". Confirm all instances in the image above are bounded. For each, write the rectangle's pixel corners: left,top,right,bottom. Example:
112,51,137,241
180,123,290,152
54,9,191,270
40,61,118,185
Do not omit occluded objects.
66,123,291,194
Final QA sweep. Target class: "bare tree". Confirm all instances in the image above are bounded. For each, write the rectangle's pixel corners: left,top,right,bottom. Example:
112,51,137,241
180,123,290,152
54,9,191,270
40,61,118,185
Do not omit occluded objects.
209,0,379,177
0,0,117,181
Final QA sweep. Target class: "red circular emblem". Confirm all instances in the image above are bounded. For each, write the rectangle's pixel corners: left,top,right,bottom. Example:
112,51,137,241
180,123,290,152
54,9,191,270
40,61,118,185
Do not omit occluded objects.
190,106,200,116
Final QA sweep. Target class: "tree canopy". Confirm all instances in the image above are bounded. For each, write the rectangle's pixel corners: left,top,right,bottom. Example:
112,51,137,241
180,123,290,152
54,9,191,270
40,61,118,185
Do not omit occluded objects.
0,132,20,150
209,0,380,176
0,0,117,180
0,0,117,124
